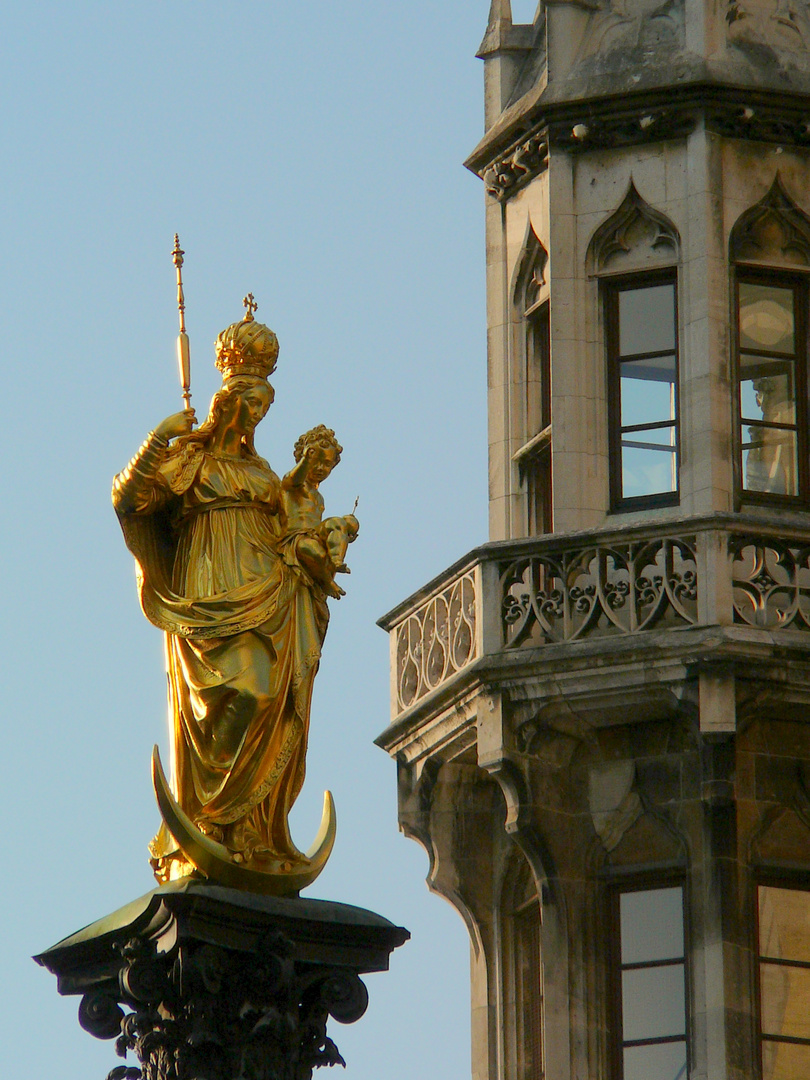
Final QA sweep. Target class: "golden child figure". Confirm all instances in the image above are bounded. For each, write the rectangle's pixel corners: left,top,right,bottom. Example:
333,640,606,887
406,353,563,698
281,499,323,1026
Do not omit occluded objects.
281,425,360,600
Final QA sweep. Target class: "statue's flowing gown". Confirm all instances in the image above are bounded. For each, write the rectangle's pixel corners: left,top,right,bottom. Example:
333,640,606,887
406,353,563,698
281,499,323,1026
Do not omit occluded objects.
114,442,328,868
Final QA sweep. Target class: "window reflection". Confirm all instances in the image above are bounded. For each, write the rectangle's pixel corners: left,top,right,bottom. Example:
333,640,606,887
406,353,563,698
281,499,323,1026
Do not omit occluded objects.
739,283,795,352
609,278,679,506
737,278,802,498
759,885,810,1080
616,885,687,1080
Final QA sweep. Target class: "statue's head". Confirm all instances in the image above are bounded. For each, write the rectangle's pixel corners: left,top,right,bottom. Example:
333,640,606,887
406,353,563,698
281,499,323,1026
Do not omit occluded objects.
214,294,279,383
183,297,278,455
293,425,343,482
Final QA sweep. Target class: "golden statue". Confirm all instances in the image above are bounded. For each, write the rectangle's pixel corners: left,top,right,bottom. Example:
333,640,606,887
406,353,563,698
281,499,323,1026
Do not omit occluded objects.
112,290,356,896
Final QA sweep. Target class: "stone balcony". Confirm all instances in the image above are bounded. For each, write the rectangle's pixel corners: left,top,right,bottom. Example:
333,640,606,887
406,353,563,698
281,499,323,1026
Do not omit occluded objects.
377,515,810,764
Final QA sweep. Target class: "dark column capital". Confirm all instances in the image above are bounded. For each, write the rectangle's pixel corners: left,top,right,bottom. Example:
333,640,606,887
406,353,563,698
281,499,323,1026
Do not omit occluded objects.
35,880,409,1080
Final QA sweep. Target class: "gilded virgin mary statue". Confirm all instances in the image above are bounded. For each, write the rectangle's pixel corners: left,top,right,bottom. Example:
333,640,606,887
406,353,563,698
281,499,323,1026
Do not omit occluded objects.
112,300,352,895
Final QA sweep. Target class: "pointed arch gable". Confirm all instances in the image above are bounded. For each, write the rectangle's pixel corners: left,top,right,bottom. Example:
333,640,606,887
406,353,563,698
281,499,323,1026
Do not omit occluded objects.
512,217,549,314
587,180,680,275
730,173,810,268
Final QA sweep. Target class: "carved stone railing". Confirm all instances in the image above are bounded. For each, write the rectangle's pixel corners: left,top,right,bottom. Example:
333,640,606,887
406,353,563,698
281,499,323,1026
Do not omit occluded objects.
731,533,810,631
501,535,698,647
391,567,478,714
378,517,810,720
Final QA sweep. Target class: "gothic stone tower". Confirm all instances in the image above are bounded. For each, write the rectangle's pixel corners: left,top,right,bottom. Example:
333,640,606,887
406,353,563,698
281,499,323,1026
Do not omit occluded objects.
378,2,810,1079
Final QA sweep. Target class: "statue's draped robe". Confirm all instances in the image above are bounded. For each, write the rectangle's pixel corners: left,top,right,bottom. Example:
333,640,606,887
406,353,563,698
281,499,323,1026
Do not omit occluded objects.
115,443,328,865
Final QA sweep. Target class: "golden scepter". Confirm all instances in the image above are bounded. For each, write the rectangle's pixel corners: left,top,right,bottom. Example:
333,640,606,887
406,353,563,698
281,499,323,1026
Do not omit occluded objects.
172,234,192,410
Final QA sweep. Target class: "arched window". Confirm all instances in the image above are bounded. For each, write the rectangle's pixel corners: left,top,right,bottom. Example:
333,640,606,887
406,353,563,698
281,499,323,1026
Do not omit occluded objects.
512,221,552,534
501,856,544,1080
588,182,681,511
730,176,810,505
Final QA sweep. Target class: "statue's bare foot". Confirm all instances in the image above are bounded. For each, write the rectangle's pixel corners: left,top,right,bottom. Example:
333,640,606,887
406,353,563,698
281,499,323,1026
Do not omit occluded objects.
335,562,351,574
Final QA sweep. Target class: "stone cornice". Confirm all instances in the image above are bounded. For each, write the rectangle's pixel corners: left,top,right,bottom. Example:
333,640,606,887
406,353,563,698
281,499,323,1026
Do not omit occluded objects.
468,83,810,201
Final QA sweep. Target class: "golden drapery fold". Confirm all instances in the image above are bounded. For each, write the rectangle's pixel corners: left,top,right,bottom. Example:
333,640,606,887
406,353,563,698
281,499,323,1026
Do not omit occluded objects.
114,444,329,874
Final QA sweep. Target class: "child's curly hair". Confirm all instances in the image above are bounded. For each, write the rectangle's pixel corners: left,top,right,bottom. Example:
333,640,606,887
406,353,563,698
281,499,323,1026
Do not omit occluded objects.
293,424,343,464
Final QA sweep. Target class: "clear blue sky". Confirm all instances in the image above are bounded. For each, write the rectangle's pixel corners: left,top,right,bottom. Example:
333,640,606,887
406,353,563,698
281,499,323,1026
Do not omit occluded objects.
0,3,500,1077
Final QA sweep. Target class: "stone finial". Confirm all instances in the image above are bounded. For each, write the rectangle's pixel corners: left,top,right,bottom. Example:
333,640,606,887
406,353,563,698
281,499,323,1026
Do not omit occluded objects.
488,0,513,28
478,0,513,56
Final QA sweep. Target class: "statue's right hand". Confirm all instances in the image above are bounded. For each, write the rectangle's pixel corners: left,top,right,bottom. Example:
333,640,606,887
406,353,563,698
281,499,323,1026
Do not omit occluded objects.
154,409,196,441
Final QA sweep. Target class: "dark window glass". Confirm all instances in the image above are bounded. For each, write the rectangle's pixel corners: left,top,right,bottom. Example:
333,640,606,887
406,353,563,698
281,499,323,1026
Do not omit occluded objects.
607,276,679,509
502,866,543,1080
522,302,552,534
527,303,551,434
737,275,807,501
758,884,810,1080
523,448,552,536
514,902,543,1080
613,884,687,1080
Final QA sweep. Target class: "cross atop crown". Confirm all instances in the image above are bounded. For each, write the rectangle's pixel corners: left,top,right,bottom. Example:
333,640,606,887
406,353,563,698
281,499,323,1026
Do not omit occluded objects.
242,293,258,322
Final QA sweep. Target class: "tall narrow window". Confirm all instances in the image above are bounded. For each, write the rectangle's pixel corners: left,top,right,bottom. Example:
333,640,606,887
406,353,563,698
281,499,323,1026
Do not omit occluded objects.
520,301,552,534
736,274,808,502
611,883,688,1080
512,224,551,537
606,274,679,510
758,883,810,1079
502,863,544,1080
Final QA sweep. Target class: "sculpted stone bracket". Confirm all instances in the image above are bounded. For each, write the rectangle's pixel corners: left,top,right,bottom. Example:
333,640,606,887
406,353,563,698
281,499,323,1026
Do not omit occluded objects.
35,882,409,1080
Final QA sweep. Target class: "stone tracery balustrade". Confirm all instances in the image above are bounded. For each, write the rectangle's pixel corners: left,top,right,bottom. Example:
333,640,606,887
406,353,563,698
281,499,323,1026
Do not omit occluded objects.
731,534,810,630
501,535,698,647
379,519,810,719
393,569,478,713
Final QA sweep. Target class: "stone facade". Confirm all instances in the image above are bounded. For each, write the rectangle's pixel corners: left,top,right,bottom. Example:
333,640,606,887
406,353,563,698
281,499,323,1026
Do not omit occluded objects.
378,3,810,1079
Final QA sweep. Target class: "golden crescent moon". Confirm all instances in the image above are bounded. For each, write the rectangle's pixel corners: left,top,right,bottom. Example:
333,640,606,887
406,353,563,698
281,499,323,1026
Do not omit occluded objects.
151,746,336,896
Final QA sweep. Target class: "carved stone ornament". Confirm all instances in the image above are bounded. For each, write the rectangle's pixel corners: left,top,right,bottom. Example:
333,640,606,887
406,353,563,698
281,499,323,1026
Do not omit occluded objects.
34,881,409,1080
731,533,810,629
588,761,643,851
726,0,810,53
729,173,810,267
482,134,549,200
512,219,549,313
575,0,685,62
395,567,477,712
587,180,680,273
501,534,696,647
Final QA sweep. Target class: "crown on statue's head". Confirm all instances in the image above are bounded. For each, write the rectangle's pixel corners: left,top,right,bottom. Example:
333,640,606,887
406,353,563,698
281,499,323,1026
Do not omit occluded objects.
214,294,279,381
